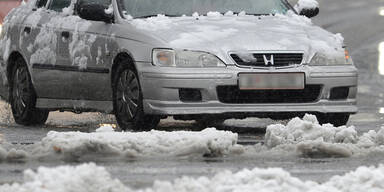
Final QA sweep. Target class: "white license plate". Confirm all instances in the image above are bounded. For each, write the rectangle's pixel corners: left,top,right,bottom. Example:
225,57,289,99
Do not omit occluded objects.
239,73,305,90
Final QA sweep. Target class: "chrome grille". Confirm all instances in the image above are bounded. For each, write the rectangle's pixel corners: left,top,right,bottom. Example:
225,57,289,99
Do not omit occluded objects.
231,53,303,67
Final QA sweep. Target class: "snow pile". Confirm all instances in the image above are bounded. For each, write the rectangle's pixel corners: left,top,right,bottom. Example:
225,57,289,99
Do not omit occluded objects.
264,114,384,157
0,101,14,124
0,134,28,161
0,147,28,161
95,125,115,132
149,167,317,192
266,114,358,148
0,163,128,192
324,165,384,192
295,0,319,12
131,14,173,31
149,164,384,192
33,128,239,159
3,163,384,192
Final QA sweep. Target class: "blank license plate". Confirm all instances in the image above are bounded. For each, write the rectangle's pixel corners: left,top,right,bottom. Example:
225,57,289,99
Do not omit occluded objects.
239,73,305,90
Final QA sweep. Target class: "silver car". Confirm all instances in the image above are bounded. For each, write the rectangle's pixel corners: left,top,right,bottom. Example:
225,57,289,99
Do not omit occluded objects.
0,0,358,130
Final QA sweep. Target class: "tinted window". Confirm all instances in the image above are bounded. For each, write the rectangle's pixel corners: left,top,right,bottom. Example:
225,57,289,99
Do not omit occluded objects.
48,0,71,12
36,0,48,8
118,0,289,18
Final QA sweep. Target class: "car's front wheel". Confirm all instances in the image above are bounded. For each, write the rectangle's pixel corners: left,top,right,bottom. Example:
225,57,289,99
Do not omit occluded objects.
113,63,160,131
10,57,49,126
317,113,350,127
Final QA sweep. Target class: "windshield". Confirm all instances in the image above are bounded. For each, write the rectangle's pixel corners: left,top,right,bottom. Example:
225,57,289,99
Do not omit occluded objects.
117,0,290,18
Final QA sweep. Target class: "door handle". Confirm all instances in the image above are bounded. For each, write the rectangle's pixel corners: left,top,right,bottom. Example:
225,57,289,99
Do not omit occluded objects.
61,31,70,39
23,27,31,34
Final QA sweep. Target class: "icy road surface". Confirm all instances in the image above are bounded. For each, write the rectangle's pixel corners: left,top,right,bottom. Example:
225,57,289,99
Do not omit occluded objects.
1,0,384,190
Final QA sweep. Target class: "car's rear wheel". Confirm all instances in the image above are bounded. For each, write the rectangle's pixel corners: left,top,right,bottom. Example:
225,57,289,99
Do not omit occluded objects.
317,113,350,127
113,62,160,131
195,117,225,128
10,57,49,126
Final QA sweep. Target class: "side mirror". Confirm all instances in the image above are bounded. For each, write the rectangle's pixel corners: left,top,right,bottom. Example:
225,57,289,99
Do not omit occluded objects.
77,3,113,23
294,0,319,18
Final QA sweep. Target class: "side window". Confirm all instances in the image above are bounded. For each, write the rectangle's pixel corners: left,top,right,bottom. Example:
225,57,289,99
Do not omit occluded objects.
36,0,48,8
48,0,72,12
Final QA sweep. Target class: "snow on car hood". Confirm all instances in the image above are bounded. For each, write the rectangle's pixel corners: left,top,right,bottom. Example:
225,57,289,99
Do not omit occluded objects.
130,12,345,62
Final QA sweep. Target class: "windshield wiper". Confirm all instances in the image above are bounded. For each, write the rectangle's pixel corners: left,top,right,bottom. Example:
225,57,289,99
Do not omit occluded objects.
229,12,270,16
135,14,180,19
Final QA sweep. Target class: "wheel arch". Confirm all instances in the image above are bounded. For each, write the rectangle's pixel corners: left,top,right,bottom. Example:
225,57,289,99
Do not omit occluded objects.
6,51,28,86
111,51,137,87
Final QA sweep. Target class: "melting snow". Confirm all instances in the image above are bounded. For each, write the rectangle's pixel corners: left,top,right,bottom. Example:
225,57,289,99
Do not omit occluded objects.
95,125,115,132
264,114,384,157
0,163,127,192
30,128,239,159
2,163,384,192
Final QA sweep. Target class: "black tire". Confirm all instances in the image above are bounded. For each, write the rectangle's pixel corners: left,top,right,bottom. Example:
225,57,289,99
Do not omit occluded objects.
195,117,225,128
317,113,350,127
10,57,49,126
113,61,160,131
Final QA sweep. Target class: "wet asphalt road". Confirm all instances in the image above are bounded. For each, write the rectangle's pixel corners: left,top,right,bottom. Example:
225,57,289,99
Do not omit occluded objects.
1,0,384,188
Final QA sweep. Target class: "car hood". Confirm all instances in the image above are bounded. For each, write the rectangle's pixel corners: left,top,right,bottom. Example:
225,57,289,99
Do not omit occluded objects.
130,13,345,63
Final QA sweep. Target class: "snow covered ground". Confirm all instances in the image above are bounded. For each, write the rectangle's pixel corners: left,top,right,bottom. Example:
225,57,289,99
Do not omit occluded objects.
0,127,239,160
1,162,384,192
2,114,384,161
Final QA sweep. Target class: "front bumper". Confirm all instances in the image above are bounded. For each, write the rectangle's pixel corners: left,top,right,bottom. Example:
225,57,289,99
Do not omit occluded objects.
138,62,358,116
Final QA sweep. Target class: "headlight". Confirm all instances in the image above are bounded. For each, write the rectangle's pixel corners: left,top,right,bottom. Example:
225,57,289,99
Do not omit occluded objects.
309,49,353,65
152,49,226,67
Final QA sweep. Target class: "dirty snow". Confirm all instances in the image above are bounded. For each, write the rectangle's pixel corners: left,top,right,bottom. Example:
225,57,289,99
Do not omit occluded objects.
0,140,28,162
263,114,384,157
30,128,238,159
95,125,115,132
2,163,384,192
0,100,13,124
0,163,127,192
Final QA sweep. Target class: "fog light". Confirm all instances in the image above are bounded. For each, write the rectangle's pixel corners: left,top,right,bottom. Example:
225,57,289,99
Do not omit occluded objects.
179,89,202,102
330,87,349,100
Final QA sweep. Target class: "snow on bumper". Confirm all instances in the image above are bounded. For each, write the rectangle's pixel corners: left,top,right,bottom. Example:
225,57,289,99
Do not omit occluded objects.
2,163,384,192
34,128,239,158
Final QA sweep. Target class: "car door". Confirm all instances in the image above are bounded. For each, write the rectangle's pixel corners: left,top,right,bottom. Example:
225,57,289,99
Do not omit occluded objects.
30,0,73,100
31,0,113,101
55,0,114,101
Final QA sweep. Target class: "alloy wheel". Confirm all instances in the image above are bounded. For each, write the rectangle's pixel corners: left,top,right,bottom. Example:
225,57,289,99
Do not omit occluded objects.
115,69,140,121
